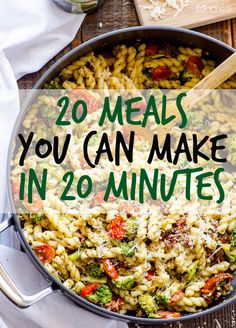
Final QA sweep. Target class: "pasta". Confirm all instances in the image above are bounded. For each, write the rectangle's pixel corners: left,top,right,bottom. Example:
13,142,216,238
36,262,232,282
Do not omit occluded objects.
11,40,236,319
45,42,235,91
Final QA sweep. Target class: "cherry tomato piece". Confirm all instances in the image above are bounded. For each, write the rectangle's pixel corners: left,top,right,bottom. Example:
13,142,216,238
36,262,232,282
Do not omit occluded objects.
108,215,126,241
156,311,181,318
118,202,139,215
201,273,233,303
146,271,155,281
146,44,159,56
93,190,116,205
151,67,172,81
23,193,43,213
33,244,55,264
12,183,20,194
12,183,20,204
69,89,100,113
81,283,99,298
169,290,184,305
187,56,204,76
220,235,232,243
102,259,119,279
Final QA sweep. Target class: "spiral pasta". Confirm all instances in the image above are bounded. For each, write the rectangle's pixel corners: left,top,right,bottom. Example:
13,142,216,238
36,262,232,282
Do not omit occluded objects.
12,40,236,319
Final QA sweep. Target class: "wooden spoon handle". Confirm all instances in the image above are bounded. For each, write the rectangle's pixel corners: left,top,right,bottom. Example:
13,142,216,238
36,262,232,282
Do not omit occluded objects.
186,51,236,108
133,52,236,144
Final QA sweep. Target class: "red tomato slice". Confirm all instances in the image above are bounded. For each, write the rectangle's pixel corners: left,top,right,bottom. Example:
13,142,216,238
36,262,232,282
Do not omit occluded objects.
69,89,100,113
12,183,43,213
156,311,181,318
108,215,126,241
146,270,155,281
220,235,232,243
12,183,20,194
151,67,172,81
169,290,184,305
146,44,159,56
33,244,55,264
79,155,90,169
23,194,43,213
187,56,204,76
81,283,99,298
118,202,139,215
102,259,119,279
12,183,20,204
201,273,233,303
93,190,116,205
135,101,147,114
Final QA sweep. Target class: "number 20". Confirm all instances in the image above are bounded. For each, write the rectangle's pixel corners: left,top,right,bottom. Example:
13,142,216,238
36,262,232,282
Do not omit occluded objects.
56,96,87,126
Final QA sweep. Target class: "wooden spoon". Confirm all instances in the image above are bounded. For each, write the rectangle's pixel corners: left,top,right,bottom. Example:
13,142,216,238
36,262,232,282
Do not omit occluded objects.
135,51,236,143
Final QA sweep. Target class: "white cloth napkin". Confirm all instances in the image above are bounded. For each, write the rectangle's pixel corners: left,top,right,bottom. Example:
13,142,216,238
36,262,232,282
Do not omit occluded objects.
0,0,85,215
0,1,128,327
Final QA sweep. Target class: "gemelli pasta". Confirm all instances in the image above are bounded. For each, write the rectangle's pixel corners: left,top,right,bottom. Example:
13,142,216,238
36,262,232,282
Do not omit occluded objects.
45,42,236,90
11,41,236,319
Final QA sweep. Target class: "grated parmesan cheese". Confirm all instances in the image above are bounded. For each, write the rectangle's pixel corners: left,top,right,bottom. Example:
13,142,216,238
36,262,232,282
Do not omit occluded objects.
140,0,191,21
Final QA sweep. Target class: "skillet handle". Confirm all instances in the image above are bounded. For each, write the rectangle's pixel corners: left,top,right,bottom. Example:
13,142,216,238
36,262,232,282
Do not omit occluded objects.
0,263,54,308
0,217,54,307
0,216,14,233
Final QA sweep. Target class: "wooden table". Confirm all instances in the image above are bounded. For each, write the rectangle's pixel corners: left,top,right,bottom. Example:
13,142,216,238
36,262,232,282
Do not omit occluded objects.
18,1,236,327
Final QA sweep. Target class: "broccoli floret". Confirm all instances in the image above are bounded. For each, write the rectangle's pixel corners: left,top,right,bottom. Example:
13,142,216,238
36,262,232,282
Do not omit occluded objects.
32,213,44,223
124,218,138,239
113,276,135,290
187,112,206,129
121,241,136,257
68,250,81,262
41,105,58,121
180,68,196,82
89,130,103,147
44,78,61,89
87,262,104,278
139,293,158,316
185,261,198,282
87,284,112,305
231,228,236,247
155,292,169,306
222,244,236,263
225,133,236,166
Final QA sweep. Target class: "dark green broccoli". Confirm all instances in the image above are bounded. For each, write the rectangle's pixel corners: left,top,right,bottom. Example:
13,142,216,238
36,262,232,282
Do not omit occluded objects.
121,241,136,257
187,112,205,129
222,244,236,263
87,262,104,278
32,213,44,223
139,293,158,316
155,292,169,306
231,228,236,247
185,261,198,282
89,130,103,147
124,218,138,239
113,276,135,290
86,284,112,305
180,68,196,82
44,78,61,89
41,105,59,121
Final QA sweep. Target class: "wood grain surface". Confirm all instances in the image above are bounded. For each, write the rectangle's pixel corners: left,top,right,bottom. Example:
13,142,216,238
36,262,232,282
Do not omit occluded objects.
17,1,236,327
134,0,236,29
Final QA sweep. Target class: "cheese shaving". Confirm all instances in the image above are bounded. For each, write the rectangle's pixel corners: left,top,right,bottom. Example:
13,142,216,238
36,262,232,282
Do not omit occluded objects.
140,0,191,21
